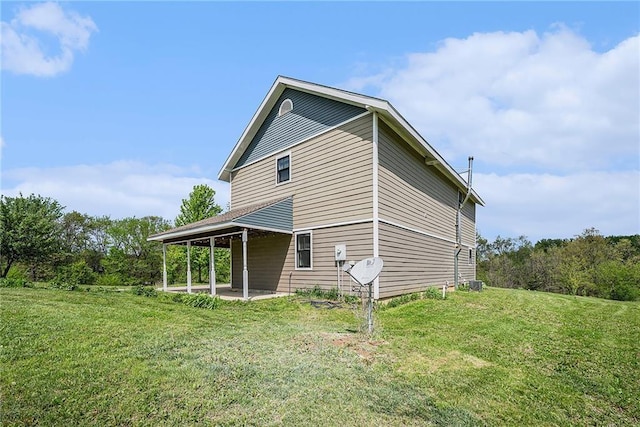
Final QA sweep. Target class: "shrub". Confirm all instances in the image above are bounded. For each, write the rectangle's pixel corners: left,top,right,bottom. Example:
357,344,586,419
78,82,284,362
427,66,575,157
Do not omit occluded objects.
95,273,123,287
49,279,78,291
295,285,354,301
53,261,96,289
0,277,32,288
424,286,445,300
595,261,640,301
132,285,158,298
179,293,221,309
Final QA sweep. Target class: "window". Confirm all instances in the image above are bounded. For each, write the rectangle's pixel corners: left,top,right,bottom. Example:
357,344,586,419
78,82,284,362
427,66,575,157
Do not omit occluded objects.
278,98,293,116
468,248,473,265
296,232,312,269
276,154,290,184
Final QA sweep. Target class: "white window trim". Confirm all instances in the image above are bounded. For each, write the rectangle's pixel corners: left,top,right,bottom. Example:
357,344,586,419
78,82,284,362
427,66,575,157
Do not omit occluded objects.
294,230,312,270
468,248,473,265
275,151,292,185
278,98,293,116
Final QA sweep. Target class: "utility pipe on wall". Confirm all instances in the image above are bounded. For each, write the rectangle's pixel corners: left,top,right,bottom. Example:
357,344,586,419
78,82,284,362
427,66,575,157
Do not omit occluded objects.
454,156,474,289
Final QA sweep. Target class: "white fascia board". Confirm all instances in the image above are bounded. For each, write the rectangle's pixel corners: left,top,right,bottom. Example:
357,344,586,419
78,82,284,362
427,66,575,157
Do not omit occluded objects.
218,75,485,206
147,222,245,242
218,77,288,182
217,76,387,182
232,222,293,235
147,221,292,243
372,105,486,207
278,76,388,110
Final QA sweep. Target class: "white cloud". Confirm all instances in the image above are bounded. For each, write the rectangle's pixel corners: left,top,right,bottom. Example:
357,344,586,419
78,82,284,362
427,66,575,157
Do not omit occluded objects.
345,26,640,241
1,161,230,222
1,2,98,77
346,27,639,172
475,171,640,241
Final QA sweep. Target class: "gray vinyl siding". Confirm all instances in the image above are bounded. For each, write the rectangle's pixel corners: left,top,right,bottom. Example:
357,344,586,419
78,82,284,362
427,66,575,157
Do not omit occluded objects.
237,197,293,231
231,115,373,229
231,233,292,291
234,88,366,168
378,222,475,299
378,121,476,247
232,222,374,293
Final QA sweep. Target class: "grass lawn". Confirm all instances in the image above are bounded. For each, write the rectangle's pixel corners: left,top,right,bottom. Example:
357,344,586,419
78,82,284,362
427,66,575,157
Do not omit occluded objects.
1,286,638,426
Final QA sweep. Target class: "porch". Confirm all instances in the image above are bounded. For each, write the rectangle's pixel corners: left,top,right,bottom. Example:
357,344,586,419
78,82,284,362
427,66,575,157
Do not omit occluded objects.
147,196,293,301
160,283,289,301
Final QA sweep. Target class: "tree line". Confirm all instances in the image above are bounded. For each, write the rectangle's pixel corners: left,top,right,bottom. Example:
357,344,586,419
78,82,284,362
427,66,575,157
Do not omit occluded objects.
477,228,640,301
0,185,229,288
3,188,638,301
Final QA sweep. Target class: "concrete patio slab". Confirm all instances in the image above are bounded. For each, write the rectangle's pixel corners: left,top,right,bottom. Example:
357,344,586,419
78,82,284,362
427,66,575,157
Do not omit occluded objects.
159,284,288,301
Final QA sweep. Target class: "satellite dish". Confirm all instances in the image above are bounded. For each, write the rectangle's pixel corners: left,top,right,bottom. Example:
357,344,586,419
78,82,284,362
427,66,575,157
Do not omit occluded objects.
346,257,383,286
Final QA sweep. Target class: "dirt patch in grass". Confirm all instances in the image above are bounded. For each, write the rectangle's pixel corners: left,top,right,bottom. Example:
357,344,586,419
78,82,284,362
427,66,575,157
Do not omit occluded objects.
320,332,388,364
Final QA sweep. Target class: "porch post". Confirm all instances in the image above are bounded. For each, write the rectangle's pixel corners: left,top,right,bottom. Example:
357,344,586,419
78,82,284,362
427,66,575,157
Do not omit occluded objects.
210,238,216,296
162,243,167,292
186,241,192,294
242,228,248,301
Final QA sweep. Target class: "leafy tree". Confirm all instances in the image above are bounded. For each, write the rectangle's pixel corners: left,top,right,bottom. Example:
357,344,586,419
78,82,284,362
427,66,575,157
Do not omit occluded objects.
478,228,639,301
175,184,222,226
174,185,227,283
0,194,64,278
103,216,170,285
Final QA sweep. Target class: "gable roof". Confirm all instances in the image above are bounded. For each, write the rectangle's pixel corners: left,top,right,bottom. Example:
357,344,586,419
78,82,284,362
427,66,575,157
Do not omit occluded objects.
218,76,484,206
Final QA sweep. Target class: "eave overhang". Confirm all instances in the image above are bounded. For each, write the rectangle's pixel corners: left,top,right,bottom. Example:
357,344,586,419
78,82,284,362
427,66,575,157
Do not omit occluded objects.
147,196,293,244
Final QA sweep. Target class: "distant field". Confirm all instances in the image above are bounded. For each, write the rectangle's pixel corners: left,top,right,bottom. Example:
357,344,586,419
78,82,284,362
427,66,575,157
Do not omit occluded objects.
1,287,638,426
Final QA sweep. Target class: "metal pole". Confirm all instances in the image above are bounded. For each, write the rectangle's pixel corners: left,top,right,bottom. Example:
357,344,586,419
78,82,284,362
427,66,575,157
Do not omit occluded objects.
367,282,373,334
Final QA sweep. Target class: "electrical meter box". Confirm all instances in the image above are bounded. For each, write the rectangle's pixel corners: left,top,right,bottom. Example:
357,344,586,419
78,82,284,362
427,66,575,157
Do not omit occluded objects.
334,244,347,261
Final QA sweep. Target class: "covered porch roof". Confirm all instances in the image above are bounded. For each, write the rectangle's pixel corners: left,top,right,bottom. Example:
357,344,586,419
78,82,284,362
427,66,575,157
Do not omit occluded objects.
148,196,293,246
147,196,293,301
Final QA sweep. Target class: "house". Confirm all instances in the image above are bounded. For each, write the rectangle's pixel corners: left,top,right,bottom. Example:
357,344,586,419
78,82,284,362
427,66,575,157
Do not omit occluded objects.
148,76,484,300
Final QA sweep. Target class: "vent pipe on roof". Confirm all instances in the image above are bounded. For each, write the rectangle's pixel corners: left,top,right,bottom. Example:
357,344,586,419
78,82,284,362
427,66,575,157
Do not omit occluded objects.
454,156,474,290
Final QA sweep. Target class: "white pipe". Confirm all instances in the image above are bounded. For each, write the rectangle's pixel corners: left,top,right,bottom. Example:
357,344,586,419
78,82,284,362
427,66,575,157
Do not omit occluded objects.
455,156,474,289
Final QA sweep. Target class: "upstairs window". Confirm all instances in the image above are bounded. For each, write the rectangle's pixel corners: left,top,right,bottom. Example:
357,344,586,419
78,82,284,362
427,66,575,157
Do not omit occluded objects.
276,153,290,184
296,232,312,269
278,98,293,116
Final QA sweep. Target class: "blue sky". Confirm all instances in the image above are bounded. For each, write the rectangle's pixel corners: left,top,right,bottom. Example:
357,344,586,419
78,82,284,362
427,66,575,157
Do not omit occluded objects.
2,1,639,242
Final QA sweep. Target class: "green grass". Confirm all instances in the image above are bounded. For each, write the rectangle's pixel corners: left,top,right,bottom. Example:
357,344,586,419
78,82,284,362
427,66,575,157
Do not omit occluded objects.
1,287,638,426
